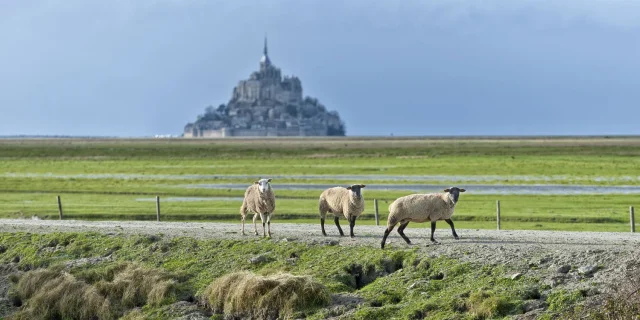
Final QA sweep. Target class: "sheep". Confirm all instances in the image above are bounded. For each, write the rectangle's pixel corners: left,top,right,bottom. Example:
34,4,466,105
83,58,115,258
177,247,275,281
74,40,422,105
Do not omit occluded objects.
240,178,276,237
380,187,466,249
318,184,366,238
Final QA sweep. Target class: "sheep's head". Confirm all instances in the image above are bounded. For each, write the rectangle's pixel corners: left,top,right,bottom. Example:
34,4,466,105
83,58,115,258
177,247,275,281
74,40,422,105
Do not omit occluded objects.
444,187,466,203
346,184,366,199
254,178,272,194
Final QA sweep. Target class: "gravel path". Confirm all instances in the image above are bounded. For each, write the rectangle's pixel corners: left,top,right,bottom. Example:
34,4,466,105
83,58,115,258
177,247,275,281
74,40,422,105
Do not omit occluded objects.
0,218,638,249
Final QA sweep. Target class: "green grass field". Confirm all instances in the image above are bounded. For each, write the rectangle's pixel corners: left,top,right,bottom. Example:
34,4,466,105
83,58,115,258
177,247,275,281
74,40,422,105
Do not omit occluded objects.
1,137,639,232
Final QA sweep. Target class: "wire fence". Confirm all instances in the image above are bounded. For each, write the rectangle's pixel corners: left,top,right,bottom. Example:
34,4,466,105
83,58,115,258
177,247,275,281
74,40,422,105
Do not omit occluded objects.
2,194,637,233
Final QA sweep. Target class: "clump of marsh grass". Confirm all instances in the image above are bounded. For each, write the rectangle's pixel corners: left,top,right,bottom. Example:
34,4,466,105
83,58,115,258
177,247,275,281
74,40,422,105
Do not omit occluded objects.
95,263,179,308
11,268,114,320
202,271,331,319
10,263,180,320
466,289,517,319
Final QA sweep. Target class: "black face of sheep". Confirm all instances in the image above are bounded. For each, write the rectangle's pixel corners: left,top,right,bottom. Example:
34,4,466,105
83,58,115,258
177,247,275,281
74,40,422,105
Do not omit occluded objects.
444,187,465,203
346,184,365,198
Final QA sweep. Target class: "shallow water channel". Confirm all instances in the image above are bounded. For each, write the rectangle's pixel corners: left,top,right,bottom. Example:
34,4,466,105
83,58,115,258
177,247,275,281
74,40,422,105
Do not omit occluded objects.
182,183,640,195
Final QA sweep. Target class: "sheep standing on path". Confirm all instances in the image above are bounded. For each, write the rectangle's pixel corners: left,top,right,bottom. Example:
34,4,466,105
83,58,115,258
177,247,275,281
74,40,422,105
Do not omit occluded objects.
240,178,276,237
380,187,465,249
318,184,366,238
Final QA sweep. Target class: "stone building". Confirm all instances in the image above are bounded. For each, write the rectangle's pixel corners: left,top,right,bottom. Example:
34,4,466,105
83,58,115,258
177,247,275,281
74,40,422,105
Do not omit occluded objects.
184,38,345,137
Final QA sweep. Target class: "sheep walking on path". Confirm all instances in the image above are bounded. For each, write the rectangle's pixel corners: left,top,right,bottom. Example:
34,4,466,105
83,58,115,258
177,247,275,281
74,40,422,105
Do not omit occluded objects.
240,178,276,237
318,184,366,238
381,187,465,249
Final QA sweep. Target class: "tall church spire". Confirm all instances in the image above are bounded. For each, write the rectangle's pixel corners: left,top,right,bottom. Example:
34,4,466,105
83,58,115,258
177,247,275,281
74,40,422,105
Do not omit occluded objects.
263,36,268,56
260,35,271,67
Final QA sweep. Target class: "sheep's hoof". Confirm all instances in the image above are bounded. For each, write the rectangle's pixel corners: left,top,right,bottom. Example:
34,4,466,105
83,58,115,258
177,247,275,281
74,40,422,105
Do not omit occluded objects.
454,236,460,240
254,232,259,236
430,240,440,245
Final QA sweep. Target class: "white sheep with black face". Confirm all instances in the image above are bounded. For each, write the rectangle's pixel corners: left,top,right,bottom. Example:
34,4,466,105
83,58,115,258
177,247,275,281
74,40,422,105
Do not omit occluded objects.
240,178,276,237
381,187,466,249
318,184,366,238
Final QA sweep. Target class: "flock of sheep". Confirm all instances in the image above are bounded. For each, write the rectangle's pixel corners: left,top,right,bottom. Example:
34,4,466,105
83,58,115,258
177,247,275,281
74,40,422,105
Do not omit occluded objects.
240,178,466,249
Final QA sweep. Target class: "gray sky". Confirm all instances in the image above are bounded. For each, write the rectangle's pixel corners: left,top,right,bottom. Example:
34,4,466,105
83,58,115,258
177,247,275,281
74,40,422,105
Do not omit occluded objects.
1,0,639,137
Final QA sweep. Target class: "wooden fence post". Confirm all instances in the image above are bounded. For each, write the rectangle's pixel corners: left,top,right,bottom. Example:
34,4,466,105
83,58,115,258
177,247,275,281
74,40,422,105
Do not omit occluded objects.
156,196,161,222
631,206,635,233
57,196,63,220
496,200,501,230
374,199,379,226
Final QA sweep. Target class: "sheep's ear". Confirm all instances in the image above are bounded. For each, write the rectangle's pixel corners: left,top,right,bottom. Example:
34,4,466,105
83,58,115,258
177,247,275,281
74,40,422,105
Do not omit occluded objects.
460,188,466,192
444,188,450,192
346,186,352,190
267,178,272,183
360,184,366,188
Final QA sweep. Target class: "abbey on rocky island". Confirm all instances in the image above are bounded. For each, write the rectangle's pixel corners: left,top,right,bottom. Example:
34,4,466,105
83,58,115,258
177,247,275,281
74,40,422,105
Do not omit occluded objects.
184,37,345,137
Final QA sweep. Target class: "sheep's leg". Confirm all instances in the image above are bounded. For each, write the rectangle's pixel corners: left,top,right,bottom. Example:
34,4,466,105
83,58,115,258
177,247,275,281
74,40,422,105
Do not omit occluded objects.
334,216,345,236
349,216,356,238
320,208,328,236
381,224,396,249
240,202,247,235
397,221,411,245
260,213,267,238
445,219,459,240
252,214,259,236
266,213,272,238
430,221,439,244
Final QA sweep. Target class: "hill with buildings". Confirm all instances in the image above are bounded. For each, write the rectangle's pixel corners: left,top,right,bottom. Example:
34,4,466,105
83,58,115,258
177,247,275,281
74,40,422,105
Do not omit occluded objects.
184,38,345,137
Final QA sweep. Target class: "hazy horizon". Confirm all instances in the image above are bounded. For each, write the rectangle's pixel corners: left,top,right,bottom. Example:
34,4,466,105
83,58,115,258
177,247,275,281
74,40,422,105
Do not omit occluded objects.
1,1,639,137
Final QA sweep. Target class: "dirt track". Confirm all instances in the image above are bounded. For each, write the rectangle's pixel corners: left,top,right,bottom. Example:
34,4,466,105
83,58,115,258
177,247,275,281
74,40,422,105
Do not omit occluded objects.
0,218,638,251
1,218,639,302
1,218,638,267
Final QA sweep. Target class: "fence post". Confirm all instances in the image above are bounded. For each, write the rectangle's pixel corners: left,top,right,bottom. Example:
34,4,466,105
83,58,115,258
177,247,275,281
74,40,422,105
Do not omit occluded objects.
156,196,161,222
631,206,635,233
496,200,501,230
374,199,379,226
57,196,63,220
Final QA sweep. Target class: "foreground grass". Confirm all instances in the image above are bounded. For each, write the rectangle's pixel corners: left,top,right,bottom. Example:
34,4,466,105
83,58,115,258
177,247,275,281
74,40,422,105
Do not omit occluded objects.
0,231,595,319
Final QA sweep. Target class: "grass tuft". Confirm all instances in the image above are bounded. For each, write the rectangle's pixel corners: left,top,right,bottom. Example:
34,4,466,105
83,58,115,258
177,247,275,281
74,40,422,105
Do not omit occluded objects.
547,289,584,312
202,271,331,319
12,268,114,320
467,290,516,319
95,263,179,308
10,262,180,320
